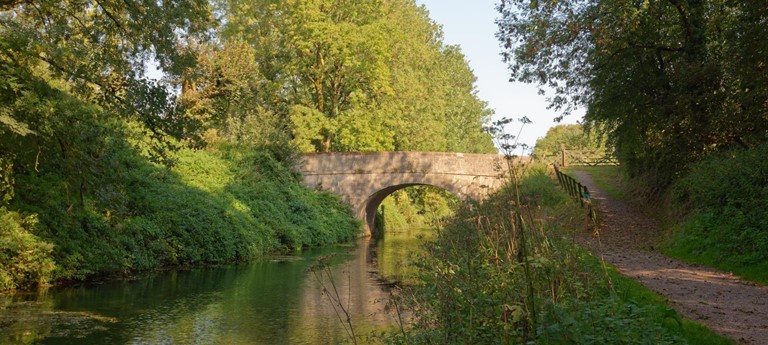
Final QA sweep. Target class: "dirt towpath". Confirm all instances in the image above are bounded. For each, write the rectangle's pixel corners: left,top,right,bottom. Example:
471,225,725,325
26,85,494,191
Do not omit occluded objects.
570,170,768,344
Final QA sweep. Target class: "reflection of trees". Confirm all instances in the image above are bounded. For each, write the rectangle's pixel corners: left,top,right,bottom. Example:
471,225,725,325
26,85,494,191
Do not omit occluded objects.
1,237,421,344
0,291,121,343
31,258,315,343
293,239,393,343
374,228,435,284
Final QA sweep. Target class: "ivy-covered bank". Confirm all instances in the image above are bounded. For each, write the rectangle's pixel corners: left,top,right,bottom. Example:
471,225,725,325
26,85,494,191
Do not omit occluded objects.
0,136,359,291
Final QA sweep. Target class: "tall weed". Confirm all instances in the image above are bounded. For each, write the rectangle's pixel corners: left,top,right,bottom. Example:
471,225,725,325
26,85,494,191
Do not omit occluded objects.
388,165,687,344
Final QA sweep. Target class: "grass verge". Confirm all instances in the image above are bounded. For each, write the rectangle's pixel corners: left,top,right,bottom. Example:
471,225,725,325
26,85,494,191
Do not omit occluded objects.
564,165,627,200
608,265,733,345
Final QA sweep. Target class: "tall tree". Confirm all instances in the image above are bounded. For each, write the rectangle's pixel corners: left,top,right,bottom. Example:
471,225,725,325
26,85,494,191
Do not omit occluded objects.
1,0,214,163
0,0,215,210
221,0,495,154
496,0,768,186
224,0,391,152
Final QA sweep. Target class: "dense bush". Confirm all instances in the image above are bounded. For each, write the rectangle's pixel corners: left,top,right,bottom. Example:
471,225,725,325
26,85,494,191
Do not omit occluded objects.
388,167,691,344
4,125,360,289
667,143,768,273
0,208,55,290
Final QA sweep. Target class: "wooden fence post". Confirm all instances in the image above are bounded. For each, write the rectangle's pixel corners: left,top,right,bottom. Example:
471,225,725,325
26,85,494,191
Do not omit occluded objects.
560,143,566,167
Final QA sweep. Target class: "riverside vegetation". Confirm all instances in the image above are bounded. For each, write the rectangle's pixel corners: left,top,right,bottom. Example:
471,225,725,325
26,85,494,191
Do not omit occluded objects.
385,162,732,344
497,0,768,287
0,0,496,291
577,143,768,286
0,137,361,290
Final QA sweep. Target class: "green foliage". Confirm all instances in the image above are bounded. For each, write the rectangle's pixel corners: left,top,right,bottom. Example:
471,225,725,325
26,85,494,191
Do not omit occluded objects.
665,143,768,283
0,154,13,204
0,0,491,293
221,0,495,154
534,124,606,158
0,0,365,291
1,0,214,153
179,39,291,149
497,0,768,188
538,296,682,345
378,187,459,232
0,208,55,290
389,165,727,344
1,110,359,289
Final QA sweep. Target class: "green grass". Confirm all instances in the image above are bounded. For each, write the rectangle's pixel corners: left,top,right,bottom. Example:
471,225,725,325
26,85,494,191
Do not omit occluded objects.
607,266,734,345
565,165,627,200
662,238,768,286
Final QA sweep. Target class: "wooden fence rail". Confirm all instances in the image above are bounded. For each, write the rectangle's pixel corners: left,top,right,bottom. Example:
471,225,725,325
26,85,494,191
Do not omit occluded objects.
554,164,595,220
563,149,619,167
540,150,618,167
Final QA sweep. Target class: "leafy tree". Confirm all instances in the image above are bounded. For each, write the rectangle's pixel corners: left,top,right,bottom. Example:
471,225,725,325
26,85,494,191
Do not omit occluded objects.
1,0,213,137
533,124,606,158
223,0,392,152
179,40,292,155
222,0,495,154
496,0,768,187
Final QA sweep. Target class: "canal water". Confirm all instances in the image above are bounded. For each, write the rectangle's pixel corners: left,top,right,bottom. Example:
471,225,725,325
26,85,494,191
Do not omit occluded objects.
0,228,434,344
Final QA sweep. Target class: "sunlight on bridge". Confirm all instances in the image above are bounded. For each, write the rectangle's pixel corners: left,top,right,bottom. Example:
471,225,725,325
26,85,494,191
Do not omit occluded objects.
298,152,518,235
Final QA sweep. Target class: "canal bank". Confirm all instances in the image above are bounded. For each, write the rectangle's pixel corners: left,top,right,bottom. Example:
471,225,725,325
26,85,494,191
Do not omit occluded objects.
0,228,433,344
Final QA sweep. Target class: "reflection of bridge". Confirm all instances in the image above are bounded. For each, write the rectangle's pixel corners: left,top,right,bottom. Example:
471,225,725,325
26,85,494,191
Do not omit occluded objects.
298,152,510,235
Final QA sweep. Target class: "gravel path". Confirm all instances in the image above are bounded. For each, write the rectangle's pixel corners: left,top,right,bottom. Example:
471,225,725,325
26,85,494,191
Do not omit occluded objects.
570,170,768,344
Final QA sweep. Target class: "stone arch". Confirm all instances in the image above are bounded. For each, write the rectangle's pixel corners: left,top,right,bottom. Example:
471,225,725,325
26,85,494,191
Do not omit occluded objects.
298,152,525,236
358,182,467,236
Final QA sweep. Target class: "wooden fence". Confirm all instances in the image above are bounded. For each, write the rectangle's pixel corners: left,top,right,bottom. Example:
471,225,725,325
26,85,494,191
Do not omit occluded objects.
554,164,595,220
540,149,618,167
562,149,618,167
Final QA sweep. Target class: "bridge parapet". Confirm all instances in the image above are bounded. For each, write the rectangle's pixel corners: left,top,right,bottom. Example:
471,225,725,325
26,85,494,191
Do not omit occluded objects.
301,151,502,176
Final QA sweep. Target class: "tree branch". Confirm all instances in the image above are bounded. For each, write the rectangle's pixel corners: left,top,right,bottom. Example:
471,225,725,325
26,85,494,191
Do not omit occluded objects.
33,53,126,104
93,0,124,30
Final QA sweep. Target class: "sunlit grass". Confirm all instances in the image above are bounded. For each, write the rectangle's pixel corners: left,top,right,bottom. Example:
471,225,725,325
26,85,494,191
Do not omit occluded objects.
564,165,627,200
662,239,768,286
607,265,735,345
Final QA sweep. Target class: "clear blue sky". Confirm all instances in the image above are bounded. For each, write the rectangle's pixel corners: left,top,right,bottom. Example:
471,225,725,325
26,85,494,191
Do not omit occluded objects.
416,0,581,152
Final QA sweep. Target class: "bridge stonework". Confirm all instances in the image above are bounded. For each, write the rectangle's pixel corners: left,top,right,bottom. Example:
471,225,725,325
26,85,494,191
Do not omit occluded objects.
298,152,510,236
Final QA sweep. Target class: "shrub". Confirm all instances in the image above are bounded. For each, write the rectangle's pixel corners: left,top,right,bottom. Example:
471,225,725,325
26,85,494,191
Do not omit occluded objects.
668,143,768,268
0,208,55,290
5,135,360,290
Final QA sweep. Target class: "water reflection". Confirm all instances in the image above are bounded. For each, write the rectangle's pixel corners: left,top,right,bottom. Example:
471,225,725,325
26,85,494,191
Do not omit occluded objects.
372,227,435,284
0,228,433,345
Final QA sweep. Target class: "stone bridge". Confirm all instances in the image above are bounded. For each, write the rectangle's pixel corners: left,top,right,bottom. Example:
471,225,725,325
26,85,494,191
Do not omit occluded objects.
297,152,513,236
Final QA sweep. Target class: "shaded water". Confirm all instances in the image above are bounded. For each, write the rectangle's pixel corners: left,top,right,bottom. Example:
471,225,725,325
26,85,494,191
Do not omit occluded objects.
0,228,433,344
